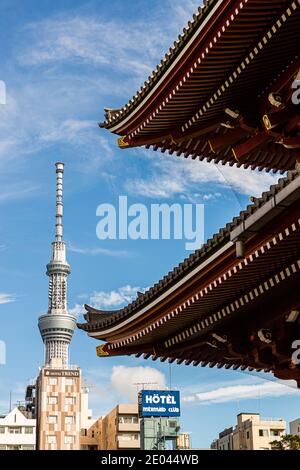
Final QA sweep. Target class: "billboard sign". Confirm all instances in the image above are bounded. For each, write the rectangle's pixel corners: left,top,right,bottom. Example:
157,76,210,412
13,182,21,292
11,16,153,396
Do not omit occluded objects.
44,369,80,378
140,390,180,417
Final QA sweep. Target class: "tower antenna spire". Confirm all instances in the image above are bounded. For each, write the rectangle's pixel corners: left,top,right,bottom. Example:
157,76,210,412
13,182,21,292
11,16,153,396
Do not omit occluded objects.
55,162,64,241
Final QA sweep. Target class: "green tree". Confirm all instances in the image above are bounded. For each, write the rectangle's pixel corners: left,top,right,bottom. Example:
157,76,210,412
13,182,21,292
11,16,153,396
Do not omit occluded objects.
270,435,300,450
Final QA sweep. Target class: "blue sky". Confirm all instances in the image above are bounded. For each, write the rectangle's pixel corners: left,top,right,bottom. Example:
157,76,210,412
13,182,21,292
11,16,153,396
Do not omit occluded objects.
1,0,300,449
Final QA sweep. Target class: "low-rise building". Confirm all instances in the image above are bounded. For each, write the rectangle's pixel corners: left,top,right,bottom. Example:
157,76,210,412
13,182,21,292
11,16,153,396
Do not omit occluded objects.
81,404,189,450
289,418,300,436
99,404,140,450
177,432,191,450
0,407,36,450
211,413,286,451
217,427,234,451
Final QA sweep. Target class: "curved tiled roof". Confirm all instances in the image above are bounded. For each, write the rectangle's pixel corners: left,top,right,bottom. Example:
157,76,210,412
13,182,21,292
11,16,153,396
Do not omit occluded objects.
78,169,300,332
101,0,219,129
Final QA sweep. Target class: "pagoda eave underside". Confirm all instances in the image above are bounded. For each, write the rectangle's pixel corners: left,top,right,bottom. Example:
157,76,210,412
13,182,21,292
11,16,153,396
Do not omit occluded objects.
103,0,300,173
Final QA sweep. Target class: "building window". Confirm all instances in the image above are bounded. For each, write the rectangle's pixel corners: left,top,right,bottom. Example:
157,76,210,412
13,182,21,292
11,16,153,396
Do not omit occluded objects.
65,378,75,386
47,435,56,444
0,426,5,434
64,435,75,444
246,431,250,439
25,427,34,434
47,415,58,424
48,396,58,405
81,429,87,436
119,434,131,441
119,433,139,441
65,396,76,405
259,429,269,437
8,427,22,434
270,429,280,437
22,445,35,450
48,378,58,386
119,415,138,424
65,416,75,425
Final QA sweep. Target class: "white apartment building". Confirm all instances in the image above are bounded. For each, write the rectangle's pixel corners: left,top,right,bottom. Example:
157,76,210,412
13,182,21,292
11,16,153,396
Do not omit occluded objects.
0,407,36,450
212,413,286,450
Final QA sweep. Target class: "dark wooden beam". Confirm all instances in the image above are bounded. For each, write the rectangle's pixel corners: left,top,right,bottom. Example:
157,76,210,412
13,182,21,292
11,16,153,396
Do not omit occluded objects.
232,133,269,162
208,128,247,153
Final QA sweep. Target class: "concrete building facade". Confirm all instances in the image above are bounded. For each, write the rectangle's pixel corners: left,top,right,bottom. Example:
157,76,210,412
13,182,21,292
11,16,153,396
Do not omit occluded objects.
36,367,83,450
177,432,191,450
0,407,36,450
216,427,234,451
80,404,189,451
290,418,300,436
212,413,286,451
98,404,140,450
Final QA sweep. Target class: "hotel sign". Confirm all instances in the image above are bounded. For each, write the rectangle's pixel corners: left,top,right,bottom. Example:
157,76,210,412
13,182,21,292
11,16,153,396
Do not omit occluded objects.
44,369,80,378
140,390,180,417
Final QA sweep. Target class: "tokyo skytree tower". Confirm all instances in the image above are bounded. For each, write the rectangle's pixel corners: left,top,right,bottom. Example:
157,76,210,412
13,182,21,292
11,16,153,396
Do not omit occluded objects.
38,163,76,367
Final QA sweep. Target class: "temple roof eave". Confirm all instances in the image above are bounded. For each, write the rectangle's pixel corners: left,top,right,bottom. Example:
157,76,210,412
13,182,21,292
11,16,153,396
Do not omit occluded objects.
77,169,300,336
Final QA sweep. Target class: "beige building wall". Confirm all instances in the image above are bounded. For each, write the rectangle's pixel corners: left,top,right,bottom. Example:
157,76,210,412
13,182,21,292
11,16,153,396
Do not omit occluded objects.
97,404,140,450
36,366,83,450
177,433,191,449
217,428,234,451
213,413,286,451
80,421,99,450
290,418,300,436
234,413,286,450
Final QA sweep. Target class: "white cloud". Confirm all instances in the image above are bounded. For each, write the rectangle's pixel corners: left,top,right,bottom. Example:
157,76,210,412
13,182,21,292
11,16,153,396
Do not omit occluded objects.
81,365,167,418
19,13,186,81
125,153,279,199
183,380,299,405
0,182,39,203
68,303,84,318
0,293,15,304
90,285,144,309
172,0,202,29
203,192,222,201
68,242,130,257
110,365,166,401
128,177,184,199
73,285,148,321
0,2,200,176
